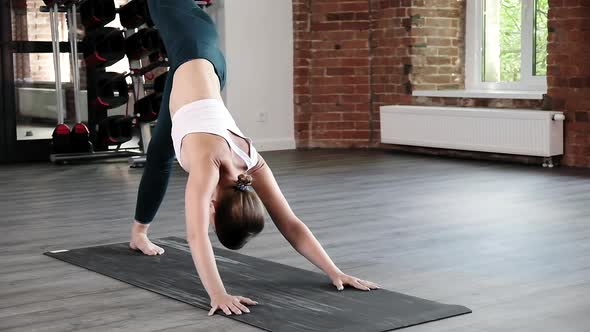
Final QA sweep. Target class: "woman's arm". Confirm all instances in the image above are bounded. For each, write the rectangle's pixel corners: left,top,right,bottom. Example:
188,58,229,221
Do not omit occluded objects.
183,135,257,315
250,157,379,291
184,152,226,298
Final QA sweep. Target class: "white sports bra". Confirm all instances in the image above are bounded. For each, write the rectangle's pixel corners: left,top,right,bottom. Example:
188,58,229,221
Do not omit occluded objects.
171,99,258,172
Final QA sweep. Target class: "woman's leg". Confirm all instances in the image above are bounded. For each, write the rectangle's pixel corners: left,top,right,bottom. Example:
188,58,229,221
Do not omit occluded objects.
130,70,175,255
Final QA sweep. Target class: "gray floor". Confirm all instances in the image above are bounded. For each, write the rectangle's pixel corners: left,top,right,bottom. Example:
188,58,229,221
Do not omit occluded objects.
1,150,590,332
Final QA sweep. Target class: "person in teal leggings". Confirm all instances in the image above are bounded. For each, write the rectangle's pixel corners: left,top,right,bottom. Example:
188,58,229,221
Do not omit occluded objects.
133,1,226,228
129,0,380,317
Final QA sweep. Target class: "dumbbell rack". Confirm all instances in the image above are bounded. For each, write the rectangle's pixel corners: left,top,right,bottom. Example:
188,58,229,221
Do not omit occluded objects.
45,0,213,166
43,1,151,164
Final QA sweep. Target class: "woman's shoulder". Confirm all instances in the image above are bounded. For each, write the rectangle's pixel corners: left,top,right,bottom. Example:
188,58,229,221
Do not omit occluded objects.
183,132,231,162
247,154,267,175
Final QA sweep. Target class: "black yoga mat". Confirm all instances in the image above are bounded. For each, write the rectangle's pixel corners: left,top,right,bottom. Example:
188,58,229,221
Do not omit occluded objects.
44,237,471,332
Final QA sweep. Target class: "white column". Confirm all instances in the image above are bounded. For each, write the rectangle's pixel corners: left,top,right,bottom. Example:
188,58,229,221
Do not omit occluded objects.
220,0,296,151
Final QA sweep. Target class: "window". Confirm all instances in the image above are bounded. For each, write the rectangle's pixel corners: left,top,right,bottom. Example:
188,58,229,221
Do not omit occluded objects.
465,0,548,92
9,0,132,141
10,0,132,85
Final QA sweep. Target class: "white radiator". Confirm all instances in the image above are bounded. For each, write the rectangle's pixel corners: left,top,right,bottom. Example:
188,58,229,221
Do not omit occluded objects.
380,105,564,157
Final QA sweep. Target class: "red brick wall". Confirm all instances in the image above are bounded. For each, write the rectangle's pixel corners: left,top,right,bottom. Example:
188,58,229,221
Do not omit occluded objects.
293,0,539,149
293,0,590,167
369,0,412,146
410,0,465,90
547,0,590,167
294,0,373,148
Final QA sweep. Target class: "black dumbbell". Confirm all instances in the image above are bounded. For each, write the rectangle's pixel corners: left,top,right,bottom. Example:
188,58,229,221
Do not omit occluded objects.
134,93,161,123
124,28,161,60
97,115,134,146
70,123,93,153
133,71,167,122
91,72,129,110
196,0,213,8
80,0,116,30
83,27,125,68
119,0,154,29
51,124,71,154
148,38,167,62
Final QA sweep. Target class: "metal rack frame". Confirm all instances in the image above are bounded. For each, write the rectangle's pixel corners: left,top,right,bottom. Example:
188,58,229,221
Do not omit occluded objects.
44,1,155,164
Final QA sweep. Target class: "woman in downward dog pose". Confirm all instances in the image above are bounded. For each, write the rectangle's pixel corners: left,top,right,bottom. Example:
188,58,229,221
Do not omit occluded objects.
130,0,379,316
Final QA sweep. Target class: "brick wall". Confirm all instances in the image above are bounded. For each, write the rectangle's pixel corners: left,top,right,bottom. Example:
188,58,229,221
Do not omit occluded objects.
294,0,373,148
547,0,590,167
294,0,468,149
293,0,589,167
369,0,411,146
410,0,464,91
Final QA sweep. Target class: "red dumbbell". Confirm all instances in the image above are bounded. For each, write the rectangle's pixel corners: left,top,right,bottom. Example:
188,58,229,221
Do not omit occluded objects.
196,0,213,8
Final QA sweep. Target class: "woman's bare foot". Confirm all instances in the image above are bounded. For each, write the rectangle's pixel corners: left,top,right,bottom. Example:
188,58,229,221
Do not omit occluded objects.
129,221,165,256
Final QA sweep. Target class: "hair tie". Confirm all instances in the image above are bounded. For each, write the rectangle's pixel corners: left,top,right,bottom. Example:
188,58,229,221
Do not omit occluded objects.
236,183,250,192
236,174,253,192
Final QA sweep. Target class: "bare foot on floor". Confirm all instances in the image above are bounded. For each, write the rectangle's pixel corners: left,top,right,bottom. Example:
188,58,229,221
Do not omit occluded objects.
129,221,165,256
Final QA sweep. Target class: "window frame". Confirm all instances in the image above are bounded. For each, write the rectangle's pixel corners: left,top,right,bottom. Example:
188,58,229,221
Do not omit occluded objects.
465,0,547,92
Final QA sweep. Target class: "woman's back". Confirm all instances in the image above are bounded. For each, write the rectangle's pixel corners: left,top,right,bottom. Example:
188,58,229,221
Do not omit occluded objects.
171,99,259,173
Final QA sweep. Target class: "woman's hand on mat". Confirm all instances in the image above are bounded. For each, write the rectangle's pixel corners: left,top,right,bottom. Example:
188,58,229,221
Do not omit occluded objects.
208,293,258,316
331,273,380,291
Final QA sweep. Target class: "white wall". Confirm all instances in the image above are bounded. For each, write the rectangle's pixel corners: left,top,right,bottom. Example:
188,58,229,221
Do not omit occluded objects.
210,0,295,151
